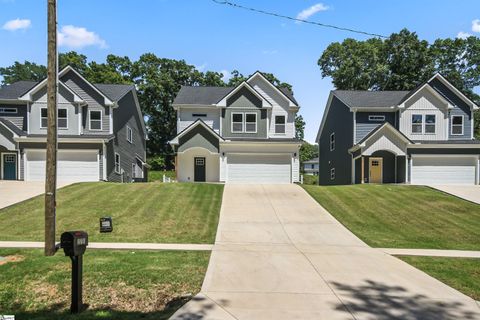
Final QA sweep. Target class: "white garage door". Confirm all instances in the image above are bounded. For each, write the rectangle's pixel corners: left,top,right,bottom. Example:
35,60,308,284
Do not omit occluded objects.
227,154,291,184
411,156,477,185
26,150,99,182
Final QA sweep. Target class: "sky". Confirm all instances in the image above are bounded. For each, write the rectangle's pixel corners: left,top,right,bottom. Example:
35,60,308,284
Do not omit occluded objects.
1,0,480,143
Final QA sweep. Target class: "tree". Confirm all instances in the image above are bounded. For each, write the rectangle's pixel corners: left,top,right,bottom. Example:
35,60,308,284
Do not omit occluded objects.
295,115,305,140
0,61,47,85
299,141,318,164
318,28,480,137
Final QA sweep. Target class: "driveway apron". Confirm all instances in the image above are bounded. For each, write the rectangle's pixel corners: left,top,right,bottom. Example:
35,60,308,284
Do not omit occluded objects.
171,184,480,320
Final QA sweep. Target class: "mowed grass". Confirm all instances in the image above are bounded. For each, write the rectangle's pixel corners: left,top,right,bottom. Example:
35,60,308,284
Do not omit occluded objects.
303,184,480,250
148,170,176,182
0,182,223,243
399,256,480,301
0,248,210,319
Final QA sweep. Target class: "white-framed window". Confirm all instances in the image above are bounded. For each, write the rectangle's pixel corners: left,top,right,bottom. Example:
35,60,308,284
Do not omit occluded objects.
0,107,17,114
411,114,423,134
89,110,102,131
275,115,286,134
368,115,385,122
127,126,133,143
114,153,121,174
330,168,335,180
132,163,136,178
245,113,257,133
425,114,436,134
451,115,464,135
231,113,244,133
330,133,335,151
41,108,67,129
192,113,207,117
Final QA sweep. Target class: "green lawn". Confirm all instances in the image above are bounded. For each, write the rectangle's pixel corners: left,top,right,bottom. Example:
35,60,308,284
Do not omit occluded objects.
303,184,480,250
302,174,318,185
0,248,209,319
148,170,176,182
0,182,223,243
399,256,480,301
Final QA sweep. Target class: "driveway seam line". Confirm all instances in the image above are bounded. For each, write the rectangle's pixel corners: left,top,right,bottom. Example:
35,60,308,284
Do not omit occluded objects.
203,292,240,320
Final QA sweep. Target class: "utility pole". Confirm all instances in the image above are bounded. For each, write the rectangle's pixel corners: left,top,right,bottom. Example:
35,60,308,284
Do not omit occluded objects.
45,0,58,256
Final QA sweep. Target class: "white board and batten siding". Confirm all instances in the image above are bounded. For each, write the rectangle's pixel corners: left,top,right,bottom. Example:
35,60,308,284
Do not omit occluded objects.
25,149,100,182
362,128,407,156
399,89,448,141
248,77,296,139
411,156,478,185
226,154,291,184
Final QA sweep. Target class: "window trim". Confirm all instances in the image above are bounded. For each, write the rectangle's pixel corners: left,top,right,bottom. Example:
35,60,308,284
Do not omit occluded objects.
274,115,286,134
244,112,257,133
411,114,423,134
231,112,244,133
40,107,68,129
451,115,464,136
192,113,207,117
114,153,121,174
330,168,335,180
368,115,385,122
424,114,436,134
330,132,335,151
89,110,103,131
126,126,133,143
0,107,17,114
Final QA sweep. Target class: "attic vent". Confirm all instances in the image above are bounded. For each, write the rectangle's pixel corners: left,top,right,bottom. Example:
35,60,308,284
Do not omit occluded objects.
0,107,17,114
192,113,207,117
368,115,385,121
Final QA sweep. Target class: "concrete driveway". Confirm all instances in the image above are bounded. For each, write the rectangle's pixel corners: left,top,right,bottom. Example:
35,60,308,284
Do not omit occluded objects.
0,181,72,209
431,185,480,205
171,184,480,320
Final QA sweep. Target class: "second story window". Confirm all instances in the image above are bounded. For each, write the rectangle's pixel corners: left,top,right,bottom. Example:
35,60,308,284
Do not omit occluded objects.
245,113,257,133
89,110,102,130
330,133,335,151
425,114,436,134
411,114,423,134
451,115,464,135
275,115,286,134
127,126,133,143
368,115,385,122
41,108,67,129
232,113,243,133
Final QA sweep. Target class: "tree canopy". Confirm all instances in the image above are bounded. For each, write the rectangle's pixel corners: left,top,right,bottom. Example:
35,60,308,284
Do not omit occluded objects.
318,29,480,138
0,52,303,160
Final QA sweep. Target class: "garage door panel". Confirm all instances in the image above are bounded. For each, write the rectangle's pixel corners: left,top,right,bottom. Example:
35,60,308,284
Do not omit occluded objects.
26,150,99,182
412,156,476,185
227,154,291,184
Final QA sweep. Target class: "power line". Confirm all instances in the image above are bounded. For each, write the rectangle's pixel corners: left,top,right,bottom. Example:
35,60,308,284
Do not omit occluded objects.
211,0,387,39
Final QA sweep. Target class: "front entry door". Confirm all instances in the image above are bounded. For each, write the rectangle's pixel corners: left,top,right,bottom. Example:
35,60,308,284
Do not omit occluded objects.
194,157,206,182
2,154,17,180
369,157,383,183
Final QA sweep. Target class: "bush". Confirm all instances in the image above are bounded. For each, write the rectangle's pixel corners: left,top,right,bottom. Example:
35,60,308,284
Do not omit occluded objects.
147,155,166,171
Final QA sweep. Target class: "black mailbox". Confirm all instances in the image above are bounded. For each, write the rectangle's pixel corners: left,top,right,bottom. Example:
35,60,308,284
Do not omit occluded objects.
99,217,113,233
61,231,88,256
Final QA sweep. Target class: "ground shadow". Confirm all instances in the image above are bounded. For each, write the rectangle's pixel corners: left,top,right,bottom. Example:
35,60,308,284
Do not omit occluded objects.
331,279,480,320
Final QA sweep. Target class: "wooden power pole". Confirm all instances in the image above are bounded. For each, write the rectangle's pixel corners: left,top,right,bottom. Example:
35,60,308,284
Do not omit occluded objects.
45,0,58,256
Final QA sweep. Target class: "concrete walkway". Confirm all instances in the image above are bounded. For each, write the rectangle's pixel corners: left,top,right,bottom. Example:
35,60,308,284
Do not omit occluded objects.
0,241,212,251
171,184,480,320
0,181,72,209
380,248,480,258
431,185,480,205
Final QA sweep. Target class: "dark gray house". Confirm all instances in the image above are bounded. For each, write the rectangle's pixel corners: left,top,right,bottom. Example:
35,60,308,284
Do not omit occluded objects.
316,73,480,185
0,66,147,182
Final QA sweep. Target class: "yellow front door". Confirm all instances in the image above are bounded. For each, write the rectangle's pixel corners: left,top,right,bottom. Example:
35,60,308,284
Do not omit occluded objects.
369,157,383,183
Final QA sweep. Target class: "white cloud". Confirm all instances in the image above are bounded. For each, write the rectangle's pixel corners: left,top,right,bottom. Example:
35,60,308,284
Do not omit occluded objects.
220,70,231,83
472,19,480,33
2,18,31,31
457,31,472,39
296,3,329,22
58,25,107,49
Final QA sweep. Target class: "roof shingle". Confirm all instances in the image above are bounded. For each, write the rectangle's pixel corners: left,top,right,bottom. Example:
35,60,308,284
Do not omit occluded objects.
333,90,410,108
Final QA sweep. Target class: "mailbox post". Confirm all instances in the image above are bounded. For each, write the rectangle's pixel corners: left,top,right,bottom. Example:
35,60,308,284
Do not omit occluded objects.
60,231,88,314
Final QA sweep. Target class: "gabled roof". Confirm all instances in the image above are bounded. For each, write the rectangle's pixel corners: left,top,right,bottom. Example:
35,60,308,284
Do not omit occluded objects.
332,90,410,109
428,73,478,110
169,119,225,145
247,71,298,107
0,81,38,100
356,122,413,147
216,81,271,107
0,118,26,136
95,83,135,102
303,157,319,163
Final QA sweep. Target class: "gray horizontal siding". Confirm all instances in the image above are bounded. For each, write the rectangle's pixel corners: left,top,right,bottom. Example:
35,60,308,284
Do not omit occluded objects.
355,112,396,143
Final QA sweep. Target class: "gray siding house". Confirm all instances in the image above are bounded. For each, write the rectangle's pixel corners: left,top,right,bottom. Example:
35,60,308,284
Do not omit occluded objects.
0,66,147,182
316,73,480,185
303,157,319,175
169,71,301,184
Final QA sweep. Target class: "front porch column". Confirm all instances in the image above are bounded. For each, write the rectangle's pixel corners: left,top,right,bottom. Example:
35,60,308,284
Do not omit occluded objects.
361,157,365,184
